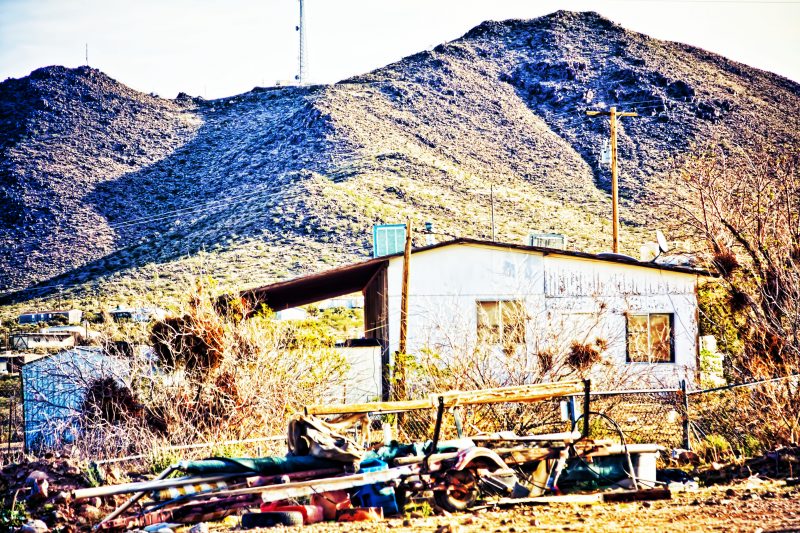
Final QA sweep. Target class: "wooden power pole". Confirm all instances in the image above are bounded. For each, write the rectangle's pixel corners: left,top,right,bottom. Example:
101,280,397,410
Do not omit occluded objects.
394,219,412,401
399,219,412,355
587,107,638,253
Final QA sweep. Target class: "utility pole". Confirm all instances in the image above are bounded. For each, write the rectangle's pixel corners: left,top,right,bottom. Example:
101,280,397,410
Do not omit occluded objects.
399,219,411,355
395,218,412,401
296,0,306,84
586,107,638,253
490,184,496,242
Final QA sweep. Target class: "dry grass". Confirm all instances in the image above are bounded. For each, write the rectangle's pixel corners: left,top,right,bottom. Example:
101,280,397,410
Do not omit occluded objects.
58,280,351,461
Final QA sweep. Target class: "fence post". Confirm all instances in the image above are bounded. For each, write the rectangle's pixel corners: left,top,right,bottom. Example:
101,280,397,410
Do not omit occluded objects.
582,379,591,438
681,379,690,450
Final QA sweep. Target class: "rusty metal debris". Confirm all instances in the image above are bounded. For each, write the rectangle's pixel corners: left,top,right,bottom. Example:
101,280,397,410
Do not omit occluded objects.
65,380,670,530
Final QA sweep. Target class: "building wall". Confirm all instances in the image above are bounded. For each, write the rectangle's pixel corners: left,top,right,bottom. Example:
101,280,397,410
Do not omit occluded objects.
18,310,83,325
11,333,76,351
386,243,700,389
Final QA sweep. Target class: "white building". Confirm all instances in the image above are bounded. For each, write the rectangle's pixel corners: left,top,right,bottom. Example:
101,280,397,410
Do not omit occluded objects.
240,239,710,399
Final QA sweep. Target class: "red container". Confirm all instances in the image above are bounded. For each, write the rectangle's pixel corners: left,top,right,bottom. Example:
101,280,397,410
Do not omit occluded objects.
336,507,383,522
311,490,352,521
260,502,325,524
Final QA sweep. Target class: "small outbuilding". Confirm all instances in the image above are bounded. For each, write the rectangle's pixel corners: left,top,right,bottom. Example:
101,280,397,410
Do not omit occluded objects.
18,309,83,325
10,332,76,351
21,347,128,451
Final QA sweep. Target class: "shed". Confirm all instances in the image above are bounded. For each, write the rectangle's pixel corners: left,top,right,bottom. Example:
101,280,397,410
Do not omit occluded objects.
11,331,76,351
18,309,83,325
21,347,128,451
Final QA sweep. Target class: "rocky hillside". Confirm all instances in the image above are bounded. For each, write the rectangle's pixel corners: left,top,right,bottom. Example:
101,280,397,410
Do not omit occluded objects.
1,10,799,310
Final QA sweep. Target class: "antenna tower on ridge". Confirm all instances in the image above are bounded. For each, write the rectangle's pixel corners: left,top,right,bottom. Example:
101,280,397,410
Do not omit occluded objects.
295,0,306,84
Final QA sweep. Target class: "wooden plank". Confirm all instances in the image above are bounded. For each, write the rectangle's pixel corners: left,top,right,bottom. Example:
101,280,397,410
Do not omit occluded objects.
471,431,582,443
494,493,603,506
434,381,584,407
306,380,584,415
602,488,671,503
305,398,432,415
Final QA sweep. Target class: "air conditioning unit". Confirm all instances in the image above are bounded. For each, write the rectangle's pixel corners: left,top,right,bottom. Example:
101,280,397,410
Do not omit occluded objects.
528,232,567,250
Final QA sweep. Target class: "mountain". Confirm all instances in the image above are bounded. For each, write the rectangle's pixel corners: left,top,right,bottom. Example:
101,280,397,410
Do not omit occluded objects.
1,10,799,311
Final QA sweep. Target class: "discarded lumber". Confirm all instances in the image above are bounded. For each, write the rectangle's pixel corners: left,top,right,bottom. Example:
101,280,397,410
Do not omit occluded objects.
471,431,582,443
602,488,671,503
73,473,242,500
306,380,584,415
495,493,603,506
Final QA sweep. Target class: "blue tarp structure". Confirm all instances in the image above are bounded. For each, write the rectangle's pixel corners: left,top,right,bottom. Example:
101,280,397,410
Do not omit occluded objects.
21,347,129,451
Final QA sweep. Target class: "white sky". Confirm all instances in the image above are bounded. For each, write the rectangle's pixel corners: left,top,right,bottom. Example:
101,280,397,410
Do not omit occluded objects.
1,0,798,100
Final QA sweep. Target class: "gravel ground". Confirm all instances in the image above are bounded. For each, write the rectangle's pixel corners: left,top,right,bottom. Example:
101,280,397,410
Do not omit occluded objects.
239,481,800,533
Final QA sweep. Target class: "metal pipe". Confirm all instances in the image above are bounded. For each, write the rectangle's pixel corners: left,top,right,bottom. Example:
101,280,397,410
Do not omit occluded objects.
94,465,178,529
582,379,591,439
72,472,242,500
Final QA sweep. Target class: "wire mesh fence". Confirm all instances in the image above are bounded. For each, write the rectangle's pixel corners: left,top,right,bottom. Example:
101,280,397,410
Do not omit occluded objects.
14,373,799,464
687,374,800,456
0,373,23,456
589,391,684,448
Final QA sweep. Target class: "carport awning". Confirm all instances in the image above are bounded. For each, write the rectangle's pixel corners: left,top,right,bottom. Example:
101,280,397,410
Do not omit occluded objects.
240,258,389,313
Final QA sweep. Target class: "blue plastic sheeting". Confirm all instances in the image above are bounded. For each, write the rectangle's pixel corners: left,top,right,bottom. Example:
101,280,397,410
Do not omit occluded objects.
22,347,129,451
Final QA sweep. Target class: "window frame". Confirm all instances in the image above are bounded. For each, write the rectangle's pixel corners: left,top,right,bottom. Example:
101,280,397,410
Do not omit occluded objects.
625,312,675,364
476,299,527,348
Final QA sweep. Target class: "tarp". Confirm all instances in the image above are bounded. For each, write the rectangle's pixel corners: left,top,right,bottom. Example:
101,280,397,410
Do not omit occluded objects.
287,415,365,463
179,455,340,476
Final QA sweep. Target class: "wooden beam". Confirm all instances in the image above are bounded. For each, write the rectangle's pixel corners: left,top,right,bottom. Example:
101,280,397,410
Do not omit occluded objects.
433,381,585,407
306,380,584,415
602,488,671,503
306,398,433,416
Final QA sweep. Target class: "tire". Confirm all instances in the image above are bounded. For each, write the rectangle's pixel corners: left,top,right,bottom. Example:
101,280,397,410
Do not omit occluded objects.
241,511,304,528
394,486,409,513
433,470,479,512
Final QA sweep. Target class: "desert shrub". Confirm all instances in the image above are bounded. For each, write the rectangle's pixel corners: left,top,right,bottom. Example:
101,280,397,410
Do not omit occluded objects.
696,434,733,463
75,279,349,460
689,377,800,456
567,340,604,371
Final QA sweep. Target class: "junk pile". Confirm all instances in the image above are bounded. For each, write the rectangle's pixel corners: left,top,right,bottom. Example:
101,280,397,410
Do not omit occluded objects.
53,380,671,530
698,445,800,484
0,452,109,531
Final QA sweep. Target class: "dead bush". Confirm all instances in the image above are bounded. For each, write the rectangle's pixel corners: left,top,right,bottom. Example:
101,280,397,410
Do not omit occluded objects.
82,378,142,425
712,248,740,278
75,280,349,460
567,340,603,371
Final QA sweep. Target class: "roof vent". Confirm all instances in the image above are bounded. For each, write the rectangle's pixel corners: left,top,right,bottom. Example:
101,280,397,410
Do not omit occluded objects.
373,224,406,257
528,232,567,250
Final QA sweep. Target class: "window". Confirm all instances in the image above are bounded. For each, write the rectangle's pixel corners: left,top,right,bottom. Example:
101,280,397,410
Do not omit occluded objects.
477,300,526,347
627,313,674,363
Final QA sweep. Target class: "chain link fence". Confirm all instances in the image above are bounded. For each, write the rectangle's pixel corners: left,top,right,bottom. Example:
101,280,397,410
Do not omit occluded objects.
15,374,799,463
0,373,23,458
687,375,800,456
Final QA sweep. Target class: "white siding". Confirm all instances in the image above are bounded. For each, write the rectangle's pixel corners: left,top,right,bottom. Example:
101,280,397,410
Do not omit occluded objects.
386,243,700,388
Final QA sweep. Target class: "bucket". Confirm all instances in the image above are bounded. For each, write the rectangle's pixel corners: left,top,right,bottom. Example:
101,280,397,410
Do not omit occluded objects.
351,459,400,515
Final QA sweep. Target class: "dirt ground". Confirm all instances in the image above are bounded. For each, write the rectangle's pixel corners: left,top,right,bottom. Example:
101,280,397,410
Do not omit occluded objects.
286,480,800,533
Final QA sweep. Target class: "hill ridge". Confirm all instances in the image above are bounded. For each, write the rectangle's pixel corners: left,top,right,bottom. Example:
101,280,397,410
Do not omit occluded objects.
1,10,798,313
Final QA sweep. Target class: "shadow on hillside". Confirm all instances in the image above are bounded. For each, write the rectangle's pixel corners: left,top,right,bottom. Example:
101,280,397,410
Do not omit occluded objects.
0,85,342,305
500,55,701,199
